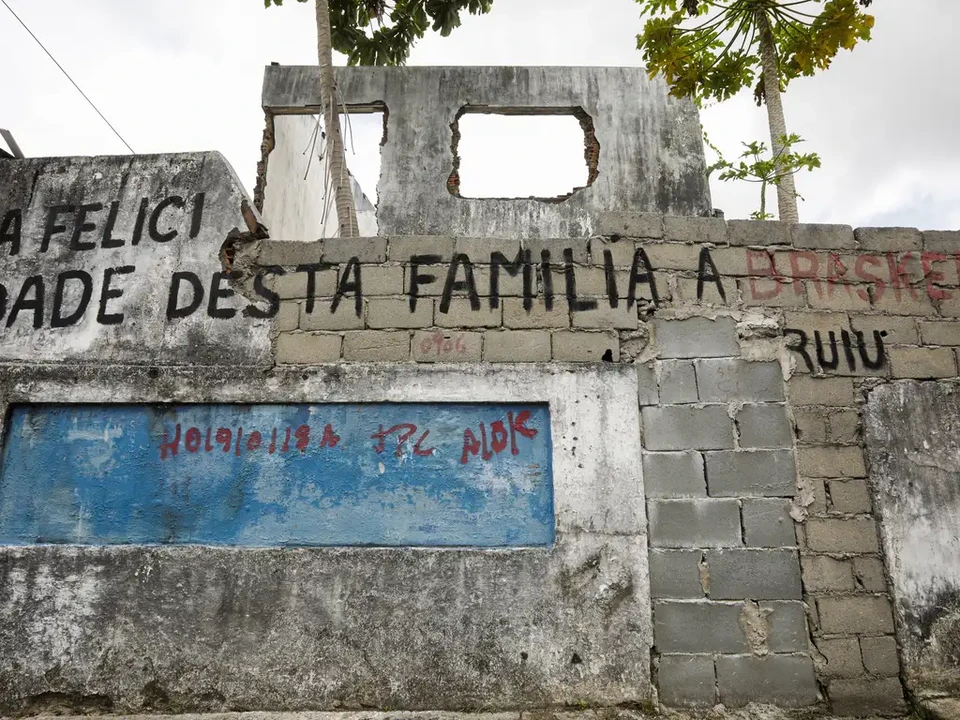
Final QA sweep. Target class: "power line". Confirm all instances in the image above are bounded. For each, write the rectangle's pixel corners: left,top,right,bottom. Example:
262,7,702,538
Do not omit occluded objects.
1,0,135,154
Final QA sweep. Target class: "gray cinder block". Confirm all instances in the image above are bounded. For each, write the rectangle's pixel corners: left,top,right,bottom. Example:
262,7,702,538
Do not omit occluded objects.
742,498,796,547
696,359,785,402
654,601,748,653
764,601,810,652
658,654,717,706
649,550,705,598
637,364,660,406
727,219,791,246
655,317,740,359
704,549,803,600
704,449,797,497
643,451,706,498
716,655,818,707
737,404,793,448
643,405,735,451
659,359,698,404
790,223,855,250
649,499,742,548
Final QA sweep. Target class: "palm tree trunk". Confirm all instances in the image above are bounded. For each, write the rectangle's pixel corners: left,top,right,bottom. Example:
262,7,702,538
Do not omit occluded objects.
757,12,799,223
315,0,359,237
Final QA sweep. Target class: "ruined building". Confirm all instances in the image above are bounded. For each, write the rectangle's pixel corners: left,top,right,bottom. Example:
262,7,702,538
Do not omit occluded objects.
0,66,957,717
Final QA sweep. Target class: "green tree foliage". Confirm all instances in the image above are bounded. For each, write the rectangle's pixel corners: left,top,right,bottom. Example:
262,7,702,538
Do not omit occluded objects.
705,132,821,219
265,0,494,66
637,0,874,105
636,0,874,221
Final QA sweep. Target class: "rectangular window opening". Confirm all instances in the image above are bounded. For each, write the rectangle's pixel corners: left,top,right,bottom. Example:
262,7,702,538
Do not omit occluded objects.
337,107,386,209
262,105,386,240
449,108,599,201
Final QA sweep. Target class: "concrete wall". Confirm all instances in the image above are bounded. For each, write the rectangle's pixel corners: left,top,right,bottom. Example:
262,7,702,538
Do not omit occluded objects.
0,153,653,715
0,152,271,365
243,217,960,715
259,66,712,238
865,382,960,696
4,150,960,716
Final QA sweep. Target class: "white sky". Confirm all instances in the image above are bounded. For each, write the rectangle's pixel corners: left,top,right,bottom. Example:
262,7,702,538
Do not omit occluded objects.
2,0,958,228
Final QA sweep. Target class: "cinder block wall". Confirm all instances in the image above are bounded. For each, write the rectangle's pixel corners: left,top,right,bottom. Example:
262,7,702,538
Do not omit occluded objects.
243,214,960,714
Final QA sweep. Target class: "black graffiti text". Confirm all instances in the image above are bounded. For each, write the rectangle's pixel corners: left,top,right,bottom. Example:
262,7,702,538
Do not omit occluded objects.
785,327,887,373
166,269,281,321
0,266,136,329
0,193,205,256
294,247,688,320
0,264,281,330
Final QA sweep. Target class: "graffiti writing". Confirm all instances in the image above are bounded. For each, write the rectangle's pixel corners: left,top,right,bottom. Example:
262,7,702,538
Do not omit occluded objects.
371,423,435,457
461,410,538,464
785,327,887,374
7,195,954,334
1,402,555,547
159,422,341,459
418,331,471,359
158,412,541,463
0,193,280,330
0,195,205,256
746,249,960,304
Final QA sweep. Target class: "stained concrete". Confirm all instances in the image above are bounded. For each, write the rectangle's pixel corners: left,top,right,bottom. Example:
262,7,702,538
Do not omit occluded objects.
0,153,271,366
6,710,895,720
260,66,712,238
920,697,960,720
864,381,960,695
0,363,652,714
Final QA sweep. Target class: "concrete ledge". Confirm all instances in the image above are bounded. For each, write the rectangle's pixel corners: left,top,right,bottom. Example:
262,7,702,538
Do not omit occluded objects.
20,715,524,720
15,710,919,720
0,711,899,720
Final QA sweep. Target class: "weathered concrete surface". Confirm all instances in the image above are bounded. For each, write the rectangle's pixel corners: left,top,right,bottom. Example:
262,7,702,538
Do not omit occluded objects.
18,715,525,720
261,66,711,238
15,707,900,720
0,153,271,365
0,363,652,714
864,381,960,695
919,697,960,720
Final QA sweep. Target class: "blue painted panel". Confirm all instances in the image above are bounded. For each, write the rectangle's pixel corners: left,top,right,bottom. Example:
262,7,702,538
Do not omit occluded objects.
0,403,553,547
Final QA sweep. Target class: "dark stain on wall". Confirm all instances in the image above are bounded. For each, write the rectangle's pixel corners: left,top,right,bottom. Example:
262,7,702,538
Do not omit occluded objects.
864,381,960,694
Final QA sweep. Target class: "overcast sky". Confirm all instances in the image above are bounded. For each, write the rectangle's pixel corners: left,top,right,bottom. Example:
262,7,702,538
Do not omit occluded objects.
2,0,958,229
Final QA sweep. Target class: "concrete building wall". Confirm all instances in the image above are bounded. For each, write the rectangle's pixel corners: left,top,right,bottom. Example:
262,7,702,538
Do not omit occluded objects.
0,363,651,713
236,216,960,715
258,66,712,239
2,150,960,716
0,153,653,715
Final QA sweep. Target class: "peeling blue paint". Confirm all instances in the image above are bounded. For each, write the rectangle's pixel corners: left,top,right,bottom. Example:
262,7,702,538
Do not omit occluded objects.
0,403,554,547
